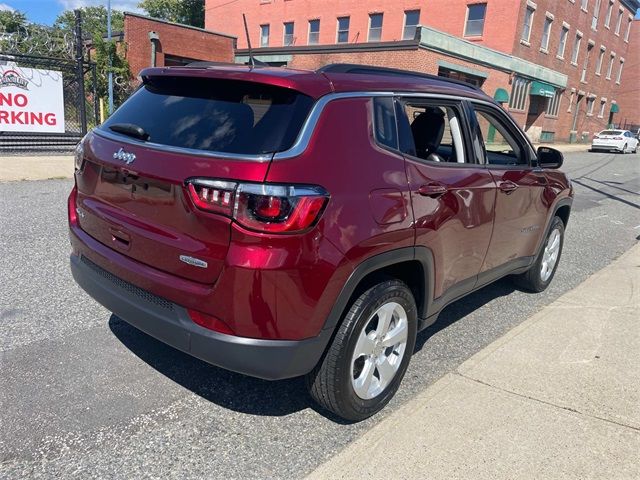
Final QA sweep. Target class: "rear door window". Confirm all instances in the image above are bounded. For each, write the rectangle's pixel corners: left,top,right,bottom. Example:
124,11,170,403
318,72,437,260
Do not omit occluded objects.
102,76,314,155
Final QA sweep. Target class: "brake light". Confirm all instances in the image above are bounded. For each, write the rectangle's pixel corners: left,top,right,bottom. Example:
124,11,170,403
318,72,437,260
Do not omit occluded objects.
186,180,237,215
68,186,78,225
186,179,329,234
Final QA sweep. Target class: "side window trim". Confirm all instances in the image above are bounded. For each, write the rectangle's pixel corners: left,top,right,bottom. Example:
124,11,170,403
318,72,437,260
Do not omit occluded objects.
371,96,400,153
467,101,535,168
394,96,481,167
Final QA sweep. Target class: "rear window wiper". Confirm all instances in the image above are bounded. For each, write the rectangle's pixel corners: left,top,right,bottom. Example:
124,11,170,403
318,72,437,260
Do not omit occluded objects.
108,123,150,141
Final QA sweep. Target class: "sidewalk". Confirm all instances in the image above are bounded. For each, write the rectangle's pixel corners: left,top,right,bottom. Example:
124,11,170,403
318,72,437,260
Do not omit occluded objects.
0,143,591,182
0,154,73,182
307,243,640,480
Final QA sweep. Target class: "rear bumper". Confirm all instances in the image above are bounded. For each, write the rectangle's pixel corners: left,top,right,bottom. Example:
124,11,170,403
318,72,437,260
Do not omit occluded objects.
70,253,331,380
591,143,623,151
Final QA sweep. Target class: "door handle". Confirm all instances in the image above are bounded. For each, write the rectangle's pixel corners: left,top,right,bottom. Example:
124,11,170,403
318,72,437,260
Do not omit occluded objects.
499,181,518,194
417,183,448,198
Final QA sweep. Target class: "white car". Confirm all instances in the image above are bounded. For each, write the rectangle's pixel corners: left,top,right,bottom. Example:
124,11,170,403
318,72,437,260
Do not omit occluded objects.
591,129,639,153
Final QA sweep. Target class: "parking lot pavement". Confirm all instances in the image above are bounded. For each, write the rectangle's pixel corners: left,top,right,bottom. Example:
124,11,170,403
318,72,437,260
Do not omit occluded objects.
307,243,640,480
1,151,639,478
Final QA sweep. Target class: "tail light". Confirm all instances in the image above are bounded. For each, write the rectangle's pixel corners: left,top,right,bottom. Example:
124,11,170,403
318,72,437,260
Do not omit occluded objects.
186,179,329,234
68,185,78,225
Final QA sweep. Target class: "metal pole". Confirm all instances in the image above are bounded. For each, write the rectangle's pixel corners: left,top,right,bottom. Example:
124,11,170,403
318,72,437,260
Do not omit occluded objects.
107,0,114,115
75,10,87,135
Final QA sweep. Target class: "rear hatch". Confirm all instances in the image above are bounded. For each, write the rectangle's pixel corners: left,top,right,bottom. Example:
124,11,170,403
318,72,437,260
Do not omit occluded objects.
75,72,316,284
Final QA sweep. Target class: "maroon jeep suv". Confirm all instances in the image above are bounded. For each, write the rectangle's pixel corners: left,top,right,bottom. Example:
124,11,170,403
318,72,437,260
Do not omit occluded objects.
69,63,573,421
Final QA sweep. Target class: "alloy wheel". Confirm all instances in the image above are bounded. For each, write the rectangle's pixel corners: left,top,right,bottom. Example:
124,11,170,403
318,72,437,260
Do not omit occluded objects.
350,301,408,400
540,227,561,282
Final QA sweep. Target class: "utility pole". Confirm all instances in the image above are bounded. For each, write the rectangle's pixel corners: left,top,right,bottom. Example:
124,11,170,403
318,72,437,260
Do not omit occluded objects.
107,0,114,115
75,10,87,135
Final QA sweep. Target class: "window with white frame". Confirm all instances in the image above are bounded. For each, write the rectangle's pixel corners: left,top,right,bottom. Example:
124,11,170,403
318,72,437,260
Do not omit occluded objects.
509,76,530,110
522,5,535,43
598,99,606,117
604,0,613,28
546,90,562,116
571,32,582,64
595,46,605,74
465,3,487,37
308,19,320,45
586,96,595,115
581,0,588,10
541,14,553,51
283,22,294,46
616,58,624,83
591,0,601,30
567,91,574,113
581,43,593,82
557,24,569,58
403,10,420,40
260,24,270,47
606,53,615,79
615,8,623,34
625,17,632,41
368,13,383,42
337,17,350,43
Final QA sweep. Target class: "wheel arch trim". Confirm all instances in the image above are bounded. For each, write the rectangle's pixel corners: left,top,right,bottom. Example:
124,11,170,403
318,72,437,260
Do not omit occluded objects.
322,246,435,333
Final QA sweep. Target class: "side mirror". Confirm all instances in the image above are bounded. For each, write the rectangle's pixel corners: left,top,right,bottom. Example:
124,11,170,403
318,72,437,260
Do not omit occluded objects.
537,146,563,169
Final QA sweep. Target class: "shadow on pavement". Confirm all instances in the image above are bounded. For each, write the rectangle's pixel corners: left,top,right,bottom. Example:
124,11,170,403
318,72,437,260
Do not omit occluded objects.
415,278,517,352
108,315,310,417
109,277,521,421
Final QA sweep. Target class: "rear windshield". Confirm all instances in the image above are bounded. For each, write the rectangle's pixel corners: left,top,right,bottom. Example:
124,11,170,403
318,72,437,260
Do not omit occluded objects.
102,76,314,155
599,130,622,135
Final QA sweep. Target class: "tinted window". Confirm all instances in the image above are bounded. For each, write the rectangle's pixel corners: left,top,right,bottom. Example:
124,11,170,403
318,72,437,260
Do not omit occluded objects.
373,97,398,150
102,77,314,155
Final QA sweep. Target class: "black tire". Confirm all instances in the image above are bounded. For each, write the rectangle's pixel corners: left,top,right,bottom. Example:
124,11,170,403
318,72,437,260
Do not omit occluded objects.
514,216,565,293
621,144,628,154
306,279,417,422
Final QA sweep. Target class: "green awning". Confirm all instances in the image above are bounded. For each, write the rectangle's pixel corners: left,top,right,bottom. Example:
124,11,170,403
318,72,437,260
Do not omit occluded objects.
610,103,619,113
530,80,556,98
493,88,509,104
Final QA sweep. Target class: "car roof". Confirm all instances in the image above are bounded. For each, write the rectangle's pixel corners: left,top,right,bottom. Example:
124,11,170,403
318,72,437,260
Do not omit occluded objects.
139,63,495,104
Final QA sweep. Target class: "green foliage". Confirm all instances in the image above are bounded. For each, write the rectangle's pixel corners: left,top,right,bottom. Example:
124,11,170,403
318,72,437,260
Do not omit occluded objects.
54,6,124,40
53,7,132,110
0,10,27,32
90,36,132,107
138,0,204,27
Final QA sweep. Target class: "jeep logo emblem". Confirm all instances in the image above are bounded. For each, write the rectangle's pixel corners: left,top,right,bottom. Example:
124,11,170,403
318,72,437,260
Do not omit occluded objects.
113,147,136,165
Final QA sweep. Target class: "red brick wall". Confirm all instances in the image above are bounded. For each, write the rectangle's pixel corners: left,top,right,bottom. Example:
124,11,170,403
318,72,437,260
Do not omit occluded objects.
615,19,640,130
124,13,236,77
509,0,636,138
206,0,522,52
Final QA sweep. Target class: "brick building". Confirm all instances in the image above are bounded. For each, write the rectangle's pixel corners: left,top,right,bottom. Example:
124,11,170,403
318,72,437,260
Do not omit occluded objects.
205,0,639,142
614,19,640,131
123,13,236,78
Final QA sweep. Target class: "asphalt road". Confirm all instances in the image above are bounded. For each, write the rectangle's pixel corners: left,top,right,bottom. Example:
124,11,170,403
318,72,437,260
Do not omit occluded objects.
1,151,639,479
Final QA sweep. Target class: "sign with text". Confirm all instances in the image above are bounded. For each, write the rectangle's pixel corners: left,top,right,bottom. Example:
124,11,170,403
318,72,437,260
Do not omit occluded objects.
0,65,65,133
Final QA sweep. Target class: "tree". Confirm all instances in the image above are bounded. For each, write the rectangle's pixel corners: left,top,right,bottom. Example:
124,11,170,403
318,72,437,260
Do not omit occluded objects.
138,0,204,27
0,10,27,33
53,7,131,111
53,6,124,41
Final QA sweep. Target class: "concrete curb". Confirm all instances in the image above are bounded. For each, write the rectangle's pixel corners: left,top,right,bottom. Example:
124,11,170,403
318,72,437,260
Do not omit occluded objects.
306,243,640,480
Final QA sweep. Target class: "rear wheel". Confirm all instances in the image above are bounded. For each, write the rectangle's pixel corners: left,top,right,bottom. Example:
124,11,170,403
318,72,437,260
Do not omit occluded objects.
621,143,628,154
306,279,417,421
514,216,565,292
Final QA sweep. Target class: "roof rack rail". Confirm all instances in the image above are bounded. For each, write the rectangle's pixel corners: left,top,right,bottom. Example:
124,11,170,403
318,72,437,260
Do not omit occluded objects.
317,63,482,92
185,60,270,68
